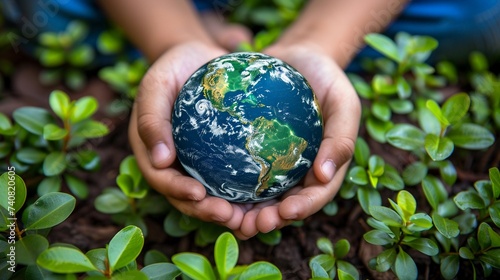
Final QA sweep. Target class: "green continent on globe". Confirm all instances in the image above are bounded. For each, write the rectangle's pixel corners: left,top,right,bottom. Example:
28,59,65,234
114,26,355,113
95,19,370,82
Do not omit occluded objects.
172,52,323,202
246,117,308,195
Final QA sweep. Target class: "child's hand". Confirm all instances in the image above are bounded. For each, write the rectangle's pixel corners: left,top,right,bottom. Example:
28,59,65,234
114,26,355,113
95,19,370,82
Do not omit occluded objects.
232,43,361,239
129,42,252,231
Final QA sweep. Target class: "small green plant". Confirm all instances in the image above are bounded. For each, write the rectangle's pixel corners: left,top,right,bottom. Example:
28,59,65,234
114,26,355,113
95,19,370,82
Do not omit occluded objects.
0,172,76,279
342,137,404,214
0,90,109,199
364,190,439,280
172,231,282,279
309,237,359,279
35,21,94,90
94,155,170,236
36,225,160,279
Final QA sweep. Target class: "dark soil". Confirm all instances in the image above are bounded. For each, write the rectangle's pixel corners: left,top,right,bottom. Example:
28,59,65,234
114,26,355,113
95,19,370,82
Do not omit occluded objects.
3,56,499,280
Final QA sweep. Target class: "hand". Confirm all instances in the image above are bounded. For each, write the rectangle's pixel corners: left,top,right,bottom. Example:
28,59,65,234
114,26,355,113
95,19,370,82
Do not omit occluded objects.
129,42,252,230
232,43,361,239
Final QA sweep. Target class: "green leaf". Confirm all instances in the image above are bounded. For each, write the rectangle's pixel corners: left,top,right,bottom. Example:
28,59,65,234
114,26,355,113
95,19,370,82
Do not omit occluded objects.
436,61,458,84
65,174,89,199
43,123,68,141
426,99,449,127
67,20,88,41
372,75,397,95
49,90,71,119
13,107,54,135
375,248,396,272
239,261,282,280
0,172,27,212
353,137,369,167
348,73,373,99
43,151,67,176
309,258,330,279
372,100,392,121
37,48,65,67
388,99,414,114
68,44,94,66
215,232,238,280
480,249,500,269
489,167,500,199
366,117,393,143
396,76,411,99
97,29,124,54
407,213,433,231
94,188,129,214
316,237,333,255
432,213,460,238
334,239,350,259
440,255,460,280
438,160,457,186
454,190,486,210
469,51,488,72
16,147,47,164
348,166,368,186
70,96,98,123
112,270,149,280
37,176,62,196
404,238,439,256
394,249,418,280
65,69,86,91
418,104,441,135
337,261,359,280
357,187,381,214
368,155,384,177
397,190,416,218
447,123,495,149
363,230,393,246
37,247,97,273
402,161,427,186
422,176,447,210
24,192,75,230
141,263,181,280
0,112,12,131
15,234,49,265
322,200,339,216
379,165,404,191
75,149,101,171
172,253,216,280
369,206,402,227
364,33,400,62
424,134,454,161
442,93,470,125
257,229,282,246
144,250,169,266
489,201,500,228
108,225,144,271
72,120,109,138
86,248,107,272
385,124,425,150
458,247,475,260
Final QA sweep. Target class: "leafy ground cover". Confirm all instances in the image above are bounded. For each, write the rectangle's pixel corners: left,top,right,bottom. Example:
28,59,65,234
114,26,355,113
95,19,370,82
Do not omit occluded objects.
1,1,500,279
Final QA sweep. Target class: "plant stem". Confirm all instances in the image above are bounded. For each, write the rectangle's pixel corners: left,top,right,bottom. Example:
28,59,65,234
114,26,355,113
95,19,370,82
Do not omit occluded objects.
62,119,71,153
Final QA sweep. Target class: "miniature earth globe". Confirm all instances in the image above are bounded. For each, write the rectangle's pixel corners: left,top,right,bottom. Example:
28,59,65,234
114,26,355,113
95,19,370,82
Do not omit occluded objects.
172,52,323,203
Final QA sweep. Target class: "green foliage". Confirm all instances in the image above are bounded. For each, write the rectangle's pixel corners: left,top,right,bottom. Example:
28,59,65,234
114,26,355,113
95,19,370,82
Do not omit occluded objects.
0,90,109,199
309,238,359,279
172,232,282,279
0,173,76,278
35,21,95,90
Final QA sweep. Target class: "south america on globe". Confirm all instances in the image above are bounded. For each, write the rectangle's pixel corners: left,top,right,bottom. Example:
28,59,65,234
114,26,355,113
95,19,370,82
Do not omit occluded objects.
172,52,323,202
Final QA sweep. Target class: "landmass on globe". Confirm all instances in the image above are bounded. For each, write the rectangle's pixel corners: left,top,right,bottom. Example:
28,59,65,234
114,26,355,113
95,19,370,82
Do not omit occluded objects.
172,52,323,202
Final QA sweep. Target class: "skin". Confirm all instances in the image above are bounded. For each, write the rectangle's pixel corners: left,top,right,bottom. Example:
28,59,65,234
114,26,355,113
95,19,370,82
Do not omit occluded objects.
98,0,409,239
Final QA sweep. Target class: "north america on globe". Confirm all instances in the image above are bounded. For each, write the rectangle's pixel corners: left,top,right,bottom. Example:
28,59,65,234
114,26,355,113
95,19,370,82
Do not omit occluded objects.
172,52,323,202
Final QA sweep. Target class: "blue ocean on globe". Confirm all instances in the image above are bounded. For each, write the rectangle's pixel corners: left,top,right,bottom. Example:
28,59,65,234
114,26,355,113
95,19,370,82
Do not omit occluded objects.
172,52,323,202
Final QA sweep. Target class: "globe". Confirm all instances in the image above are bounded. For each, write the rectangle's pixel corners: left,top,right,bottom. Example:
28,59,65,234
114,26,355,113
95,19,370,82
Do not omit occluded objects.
172,52,323,203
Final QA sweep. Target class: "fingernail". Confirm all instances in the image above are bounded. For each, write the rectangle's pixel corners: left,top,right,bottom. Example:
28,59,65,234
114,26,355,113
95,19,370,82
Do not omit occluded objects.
149,143,170,167
321,160,336,182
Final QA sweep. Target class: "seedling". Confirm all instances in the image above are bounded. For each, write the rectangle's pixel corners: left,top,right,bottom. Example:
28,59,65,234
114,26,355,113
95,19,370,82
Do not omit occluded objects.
0,172,76,279
172,231,282,279
0,90,109,199
309,237,359,279
36,21,95,90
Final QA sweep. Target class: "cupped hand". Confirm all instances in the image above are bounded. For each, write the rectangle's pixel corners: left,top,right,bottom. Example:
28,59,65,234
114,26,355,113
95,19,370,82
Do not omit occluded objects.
232,43,361,239
129,41,252,230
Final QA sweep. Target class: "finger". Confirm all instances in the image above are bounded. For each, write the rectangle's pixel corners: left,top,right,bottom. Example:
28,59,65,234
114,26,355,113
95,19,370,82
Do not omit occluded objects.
279,163,350,220
135,58,178,169
238,200,280,238
167,195,235,225
314,69,360,183
129,106,207,201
